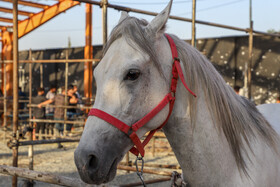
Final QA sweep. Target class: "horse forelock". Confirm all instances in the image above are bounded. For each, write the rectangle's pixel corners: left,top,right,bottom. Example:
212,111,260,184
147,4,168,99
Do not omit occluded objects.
169,34,279,175
103,16,164,76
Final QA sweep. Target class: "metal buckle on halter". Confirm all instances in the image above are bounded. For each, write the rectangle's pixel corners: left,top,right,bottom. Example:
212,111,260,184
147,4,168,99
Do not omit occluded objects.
173,57,180,63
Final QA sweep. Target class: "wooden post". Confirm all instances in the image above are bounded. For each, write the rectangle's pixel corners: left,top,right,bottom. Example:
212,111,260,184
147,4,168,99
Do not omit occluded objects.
126,152,130,173
191,0,196,47
0,165,96,187
102,0,108,44
12,0,19,186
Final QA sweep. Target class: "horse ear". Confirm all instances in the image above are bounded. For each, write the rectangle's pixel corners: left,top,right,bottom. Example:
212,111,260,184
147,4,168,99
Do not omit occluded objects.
118,11,129,24
145,0,172,36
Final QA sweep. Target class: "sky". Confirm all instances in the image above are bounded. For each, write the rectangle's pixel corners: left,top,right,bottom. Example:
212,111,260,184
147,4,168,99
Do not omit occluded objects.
1,0,279,51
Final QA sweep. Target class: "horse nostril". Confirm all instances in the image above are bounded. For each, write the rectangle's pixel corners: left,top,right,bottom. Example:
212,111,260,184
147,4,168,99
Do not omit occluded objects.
88,154,99,171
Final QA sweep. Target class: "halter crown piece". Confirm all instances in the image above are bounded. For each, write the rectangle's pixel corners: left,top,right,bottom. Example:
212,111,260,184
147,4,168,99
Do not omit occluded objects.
88,34,196,157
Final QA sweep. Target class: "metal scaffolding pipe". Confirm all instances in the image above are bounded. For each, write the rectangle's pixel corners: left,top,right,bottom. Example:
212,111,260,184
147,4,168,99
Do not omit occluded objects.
3,63,7,141
12,1,19,186
117,165,172,176
27,103,92,109
102,0,108,44
28,49,34,187
120,162,181,170
248,23,253,99
64,50,69,135
0,59,100,64
75,0,280,37
29,119,85,125
191,0,196,47
247,0,253,99
8,138,80,148
120,177,171,187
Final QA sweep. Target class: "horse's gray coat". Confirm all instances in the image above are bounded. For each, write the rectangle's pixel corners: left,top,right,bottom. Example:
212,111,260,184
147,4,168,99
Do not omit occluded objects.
75,1,280,186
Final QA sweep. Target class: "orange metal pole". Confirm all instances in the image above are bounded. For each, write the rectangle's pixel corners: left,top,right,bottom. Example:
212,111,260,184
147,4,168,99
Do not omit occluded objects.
2,30,13,96
0,17,13,23
0,7,34,16
18,0,80,38
84,3,93,100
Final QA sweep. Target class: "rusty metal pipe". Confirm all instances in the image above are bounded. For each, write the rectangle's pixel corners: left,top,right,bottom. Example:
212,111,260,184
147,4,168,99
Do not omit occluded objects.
8,138,80,148
0,59,100,64
102,0,108,44
191,0,196,47
12,1,19,186
75,0,280,37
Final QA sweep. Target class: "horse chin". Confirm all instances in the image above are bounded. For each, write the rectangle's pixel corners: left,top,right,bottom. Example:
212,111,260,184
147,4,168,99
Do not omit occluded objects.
103,157,119,184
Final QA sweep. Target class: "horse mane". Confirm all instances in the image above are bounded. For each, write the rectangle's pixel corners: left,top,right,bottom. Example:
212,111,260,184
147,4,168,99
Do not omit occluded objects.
170,34,279,174
104,16,279,174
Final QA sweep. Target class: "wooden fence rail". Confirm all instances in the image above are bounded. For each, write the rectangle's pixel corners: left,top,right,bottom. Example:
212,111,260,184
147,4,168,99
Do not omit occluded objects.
0,165,113,187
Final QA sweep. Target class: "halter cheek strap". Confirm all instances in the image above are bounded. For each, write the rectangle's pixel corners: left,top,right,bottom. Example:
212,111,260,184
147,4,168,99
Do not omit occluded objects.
88,34,196,157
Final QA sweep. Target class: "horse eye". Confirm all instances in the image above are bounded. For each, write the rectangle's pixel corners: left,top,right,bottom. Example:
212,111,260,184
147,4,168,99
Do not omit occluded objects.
124,69,141,81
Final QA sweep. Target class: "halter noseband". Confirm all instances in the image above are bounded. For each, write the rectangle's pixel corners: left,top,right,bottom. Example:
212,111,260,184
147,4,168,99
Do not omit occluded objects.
88,34,196,157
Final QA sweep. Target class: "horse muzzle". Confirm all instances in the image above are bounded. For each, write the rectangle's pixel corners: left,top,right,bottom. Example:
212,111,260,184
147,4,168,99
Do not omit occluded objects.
74,147,120,184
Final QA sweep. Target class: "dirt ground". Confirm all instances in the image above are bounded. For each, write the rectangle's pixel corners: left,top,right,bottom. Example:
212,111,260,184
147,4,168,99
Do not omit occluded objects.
0,129,180,187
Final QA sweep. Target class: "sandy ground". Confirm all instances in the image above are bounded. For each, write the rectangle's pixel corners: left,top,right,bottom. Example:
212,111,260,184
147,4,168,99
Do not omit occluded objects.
0,129,180,187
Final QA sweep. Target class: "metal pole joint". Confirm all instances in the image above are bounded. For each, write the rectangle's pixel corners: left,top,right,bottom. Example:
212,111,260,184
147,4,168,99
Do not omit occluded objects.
7,139,18,149
100,0,108,8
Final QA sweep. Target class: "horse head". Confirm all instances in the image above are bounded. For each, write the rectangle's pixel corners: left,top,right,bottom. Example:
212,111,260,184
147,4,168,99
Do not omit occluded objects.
74,1,174,184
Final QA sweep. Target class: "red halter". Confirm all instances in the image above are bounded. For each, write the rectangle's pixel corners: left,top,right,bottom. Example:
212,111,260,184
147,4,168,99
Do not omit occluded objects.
88,34,196,157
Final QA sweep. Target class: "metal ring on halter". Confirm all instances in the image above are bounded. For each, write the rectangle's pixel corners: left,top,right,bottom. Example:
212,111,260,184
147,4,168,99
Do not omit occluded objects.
135,156,144,175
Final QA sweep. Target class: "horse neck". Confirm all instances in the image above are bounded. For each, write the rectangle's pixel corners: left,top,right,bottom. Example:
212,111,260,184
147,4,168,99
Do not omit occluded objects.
163,82,239,185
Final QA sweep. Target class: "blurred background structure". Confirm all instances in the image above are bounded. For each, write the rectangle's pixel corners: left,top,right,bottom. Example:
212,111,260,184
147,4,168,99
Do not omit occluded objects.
0,0,279,186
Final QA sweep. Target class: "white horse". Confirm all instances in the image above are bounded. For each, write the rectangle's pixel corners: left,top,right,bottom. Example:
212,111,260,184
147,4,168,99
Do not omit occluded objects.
75,1,280,186
257,103,280,134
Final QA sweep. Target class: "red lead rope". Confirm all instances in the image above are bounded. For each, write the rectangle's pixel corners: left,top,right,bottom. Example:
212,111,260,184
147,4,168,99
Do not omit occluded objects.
88,34,196,157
